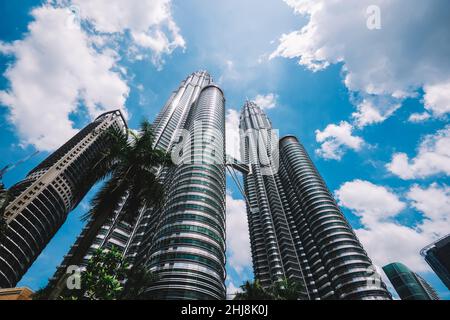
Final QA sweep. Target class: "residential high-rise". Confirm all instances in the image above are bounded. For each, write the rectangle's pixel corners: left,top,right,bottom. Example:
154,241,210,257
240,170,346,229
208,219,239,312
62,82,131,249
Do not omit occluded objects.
46,197,134,298
239,101,391,300
421,235,450,290
49,72,227,300
0,110,127,288
383,262,440,300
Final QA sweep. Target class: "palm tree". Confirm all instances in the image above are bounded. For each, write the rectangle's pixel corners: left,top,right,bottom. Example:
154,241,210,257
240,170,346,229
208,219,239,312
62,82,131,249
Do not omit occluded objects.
234,280,275,300
61,120,171,275
272,277,306,300
120,264,159,300
234,278,307,300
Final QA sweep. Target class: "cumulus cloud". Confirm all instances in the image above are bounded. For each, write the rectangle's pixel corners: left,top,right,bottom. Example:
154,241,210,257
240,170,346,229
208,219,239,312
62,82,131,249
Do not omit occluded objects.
217,59,242,86
352,97,401,128
225,109,241,161
226,192,252,275
335,180,449,272
335,180,406,225
423,81,450,118
253,93,278,110
386,125,450,179
408,112,431,123
272,0,450,122
408,183,450,237
315,121,364,160
0,1,183,151
64,0,185,66
0,5,129,151
356,223,432,272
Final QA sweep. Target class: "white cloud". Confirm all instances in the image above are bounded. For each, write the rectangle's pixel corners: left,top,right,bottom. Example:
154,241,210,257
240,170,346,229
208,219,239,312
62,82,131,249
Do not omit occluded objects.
253,93,277,110
335,180,406,225
352,97,401,128
408,112,431,123
423,81,450,118
226,276,243,300
0,6,129,151
272,0,450,122
408,183,450,237
315,121,364,160
386,125,450,179
0,1,183,151
60,0,185,66
226,191,252,275
225,109,241,161
218,59,241,86
356,223,432,273
335,180,449,272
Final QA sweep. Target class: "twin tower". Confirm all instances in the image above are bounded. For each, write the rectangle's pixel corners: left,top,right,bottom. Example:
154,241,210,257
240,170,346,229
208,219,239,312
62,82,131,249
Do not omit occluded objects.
0,71,391,300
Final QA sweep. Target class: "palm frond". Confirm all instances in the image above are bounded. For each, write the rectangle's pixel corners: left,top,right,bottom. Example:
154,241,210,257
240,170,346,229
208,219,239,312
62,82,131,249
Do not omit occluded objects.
82,175,129,222
89,127,131,183
121,264,159,300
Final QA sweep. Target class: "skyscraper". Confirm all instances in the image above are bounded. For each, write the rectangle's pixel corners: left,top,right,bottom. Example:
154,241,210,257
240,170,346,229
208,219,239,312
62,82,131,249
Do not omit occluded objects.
141,83,226,300
125,71,215,270
0,110,127,288
239,101,391,300
421,235,450,290
383,262,440,300
239,102,307,298
49,72,227,300
121,72,227,300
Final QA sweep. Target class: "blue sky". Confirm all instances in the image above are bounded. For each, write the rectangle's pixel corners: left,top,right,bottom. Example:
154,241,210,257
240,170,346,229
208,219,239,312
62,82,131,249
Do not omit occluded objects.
0,0,449,299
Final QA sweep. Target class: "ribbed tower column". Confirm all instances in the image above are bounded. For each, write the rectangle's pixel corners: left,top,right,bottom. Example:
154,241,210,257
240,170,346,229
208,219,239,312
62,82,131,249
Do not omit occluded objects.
145,84,226,300
279,136,391,300
123,71,213,266
240,102,307,295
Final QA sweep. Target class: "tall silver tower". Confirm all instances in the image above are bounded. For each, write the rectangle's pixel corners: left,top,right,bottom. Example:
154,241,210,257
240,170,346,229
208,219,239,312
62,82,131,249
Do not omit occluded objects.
143,83,226,300
239,102,391,300
239,102,307,297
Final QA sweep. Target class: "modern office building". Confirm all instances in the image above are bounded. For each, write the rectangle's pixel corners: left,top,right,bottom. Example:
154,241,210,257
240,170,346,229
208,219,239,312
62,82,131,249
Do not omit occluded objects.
383,262,440,300
49,71,227,300
140,81,226,300
125,71,215,270
421,235,450,290
0,110,127,288
239,101,391,300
